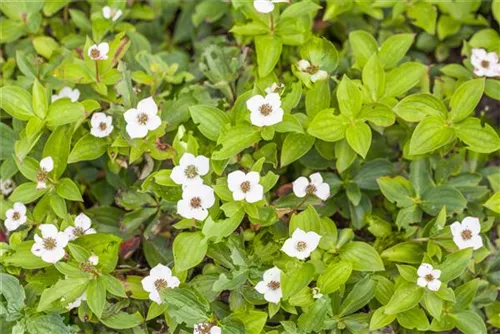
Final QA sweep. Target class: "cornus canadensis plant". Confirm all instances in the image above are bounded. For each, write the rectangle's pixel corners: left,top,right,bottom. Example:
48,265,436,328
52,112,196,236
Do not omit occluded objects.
0,1,499,333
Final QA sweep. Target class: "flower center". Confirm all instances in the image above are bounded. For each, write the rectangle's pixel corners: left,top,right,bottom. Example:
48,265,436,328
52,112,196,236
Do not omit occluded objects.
73,227,85,237
137,113,149,125
110,8,117,17
79,260,95,273
481,60,490,68
305,184,317,195
259,104,273,116
99,122,107,131
195,323,213,334
305,64,319,74
267,280,281,290
190,197,202,209
43,237,57,250
424,274,434,282
184,165,198,179
154,279,168,291
90,48,101,59
296,241,307,251
12,212,20,220
37,171,47,181
461,229,472,240
240,181,251,193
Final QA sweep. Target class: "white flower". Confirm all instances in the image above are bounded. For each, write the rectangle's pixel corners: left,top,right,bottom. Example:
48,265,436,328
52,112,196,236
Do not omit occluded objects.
246,93,284,127
88,255,99,265
255,267,282,304
37,157,54,190
4,202,27,232
471,48,500,77
141,264,180,304
170,153,210,187
40,157,54,173
312,287,323,299
281,228,321,260
64,213,97,241
0,179,15,196
177,184,215,221
193,323,221,334
51,86,80,102
292,172,330,201
297,59,328,83
90,112,113,138
31,224,69,264
227,170,264,203
66,292,86,310
450,217,483,250
417,263,442,291
102,6,122,21
253,0,288,14
88,43,109,60
124,97,162,139
265,82,284,94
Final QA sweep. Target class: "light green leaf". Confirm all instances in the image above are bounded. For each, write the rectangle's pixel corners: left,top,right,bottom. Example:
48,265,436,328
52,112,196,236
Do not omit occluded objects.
46,100,85,127
307,109,348,142
212,124,261,160
0,86,34,120
385,62,426,97
255,35,282,78
378,33,415,69
409,116,455,155
448,79,485,122
189,105,231,141
346,121,371,158
394,93,447,122
339,276,375,316
281,133,315,167
68,134,108,163
454,117,500,153
337,76,362,117
339,242,384,271
362,54,385,99
173,232,208,271
317,260,352,294
384,283,424,315
87,278,106,318
349,30,378,68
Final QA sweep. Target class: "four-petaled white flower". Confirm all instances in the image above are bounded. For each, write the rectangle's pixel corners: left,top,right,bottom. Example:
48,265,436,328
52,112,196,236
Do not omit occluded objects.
471,48,500,77
265,82,284,94
281,228,321,260
177,184,215,221
450,216,483,250
253,0,288,14
297,59,328,83
66,292,86,310
64,213,96,241
5,202,27,232
417,263,442,291
246,93,284,127
170,153,210,187
88,43,109,60
255,266,282,304
102,6,122,21
293,172,330,201
141,264,180,304
37,157,54,190
52,86,80,102
0,179,15,196
124,97,162,139
31,224,69,264
227,170,264,203
90,112,114,138
193,323,222,334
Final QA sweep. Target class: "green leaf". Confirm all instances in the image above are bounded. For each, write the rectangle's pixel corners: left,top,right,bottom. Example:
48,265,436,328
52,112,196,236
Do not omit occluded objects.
453,279,480,312
339,276,376,316
349,30,378,68
362,54,385,100
87,278,106,318
358,103,395,127
56,178,83,201
385,62,426,97
0,86,34,120
297,296,331,333
46,100,85,127
381,243,425,264
100,311,144,330
394,93,447,122
370,306,396,330
454,117,500,153
299,36,338,72
68,134,108,163
448,79,485,122
212,124,261,160
484,192,500,213
9,182,47,203
74,234,122,273
289,205,321,234
421,185,467,215
32,79,48,119
160,287,210,326
282,263,315,299
317,260,352,294
437,248,473,282
37,278,89,312
281,133,315,167
43,125,72,179
409,116,455,155
346,122,371,158
307,109,348,142
407,2,437,34
33,36,58,59
0,273,25,320
305,80,331,117
189,105,231,141
202,208,245,243
255,35,282,78
339,242,384,271
173,231,208,271
397,305,430,330
384,283,424,315
450,310,487,334
378,34,414,69
337,76,362,117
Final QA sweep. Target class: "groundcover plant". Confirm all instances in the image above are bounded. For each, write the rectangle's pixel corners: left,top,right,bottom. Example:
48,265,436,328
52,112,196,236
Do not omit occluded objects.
1,0,500,333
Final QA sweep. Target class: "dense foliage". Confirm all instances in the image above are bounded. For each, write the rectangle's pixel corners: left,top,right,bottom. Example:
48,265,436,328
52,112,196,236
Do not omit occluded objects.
1,1,500,333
